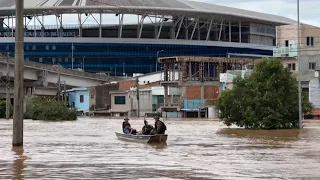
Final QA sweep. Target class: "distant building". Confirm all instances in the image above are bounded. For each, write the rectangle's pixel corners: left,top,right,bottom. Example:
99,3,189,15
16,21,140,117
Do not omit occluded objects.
88,83,119,111
109,89,153,117
274,23,320,88
67,88,89,112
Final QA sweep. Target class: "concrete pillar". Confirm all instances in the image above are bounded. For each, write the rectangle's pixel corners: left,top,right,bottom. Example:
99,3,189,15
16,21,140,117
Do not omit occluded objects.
170,27,175,39
164,85,168,106
201,86,205,99
60,27,63,36
197,23,200,40
23,87,32,114
154,26,158,39
0,18,4,31
185,27,188,40
41,27,45,37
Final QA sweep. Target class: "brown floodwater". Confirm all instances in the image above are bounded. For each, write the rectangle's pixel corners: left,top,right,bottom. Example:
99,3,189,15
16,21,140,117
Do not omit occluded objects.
1,118,320,180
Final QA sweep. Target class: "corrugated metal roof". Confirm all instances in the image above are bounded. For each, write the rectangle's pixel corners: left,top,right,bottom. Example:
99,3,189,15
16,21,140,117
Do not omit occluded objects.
0,0,295,25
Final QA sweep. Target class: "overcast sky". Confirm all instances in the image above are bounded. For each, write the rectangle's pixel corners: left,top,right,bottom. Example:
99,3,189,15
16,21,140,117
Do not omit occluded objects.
199,0,319,26
39,0,319,27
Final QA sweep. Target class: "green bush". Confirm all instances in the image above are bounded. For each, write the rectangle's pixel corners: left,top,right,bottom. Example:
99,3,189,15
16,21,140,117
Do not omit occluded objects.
28,97,77,121
0,100,13,118
216,58,313,129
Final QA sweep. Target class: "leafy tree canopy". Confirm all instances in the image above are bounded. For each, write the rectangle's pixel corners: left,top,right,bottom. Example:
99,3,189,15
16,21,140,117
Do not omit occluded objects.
27,97,77,121
216,58,313,129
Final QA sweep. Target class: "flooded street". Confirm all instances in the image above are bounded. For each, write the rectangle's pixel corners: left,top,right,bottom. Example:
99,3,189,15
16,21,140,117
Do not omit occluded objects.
1,118,320,180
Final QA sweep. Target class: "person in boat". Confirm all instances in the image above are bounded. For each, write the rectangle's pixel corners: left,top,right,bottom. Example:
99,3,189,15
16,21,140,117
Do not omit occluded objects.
142,120,154,135
150,116,167,135
122,117,137,135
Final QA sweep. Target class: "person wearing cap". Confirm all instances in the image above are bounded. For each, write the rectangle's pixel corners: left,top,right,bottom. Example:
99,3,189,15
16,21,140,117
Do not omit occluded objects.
142,120,154,135
150,116,167,135
122,117,137,135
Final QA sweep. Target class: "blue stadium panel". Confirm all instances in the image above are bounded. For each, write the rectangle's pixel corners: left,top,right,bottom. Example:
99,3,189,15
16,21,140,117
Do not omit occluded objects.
0,42,272,76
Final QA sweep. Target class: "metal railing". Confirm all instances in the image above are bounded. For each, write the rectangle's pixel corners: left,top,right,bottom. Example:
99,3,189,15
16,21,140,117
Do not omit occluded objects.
273,46,298,57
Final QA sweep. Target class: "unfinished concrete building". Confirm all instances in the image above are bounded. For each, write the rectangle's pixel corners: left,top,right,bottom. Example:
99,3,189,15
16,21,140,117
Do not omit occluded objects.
159,56,251,118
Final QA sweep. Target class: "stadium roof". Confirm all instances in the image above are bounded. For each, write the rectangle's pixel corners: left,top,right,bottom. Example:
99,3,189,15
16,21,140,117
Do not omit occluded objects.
0,0,295,25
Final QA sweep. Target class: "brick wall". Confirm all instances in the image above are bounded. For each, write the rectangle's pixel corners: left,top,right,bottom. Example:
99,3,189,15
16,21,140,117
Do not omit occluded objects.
185,86,220,100
204,86,220,100
186,86,201,99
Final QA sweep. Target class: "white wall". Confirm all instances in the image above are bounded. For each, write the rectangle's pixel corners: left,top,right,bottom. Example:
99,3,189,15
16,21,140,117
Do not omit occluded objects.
130,90,153,116
151,86,180,96
309,78,320,108
138,71,179,85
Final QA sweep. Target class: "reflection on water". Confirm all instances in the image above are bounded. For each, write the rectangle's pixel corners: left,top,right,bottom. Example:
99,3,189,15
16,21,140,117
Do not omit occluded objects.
12,146,26,180
0,118,320,180
217,128,302,141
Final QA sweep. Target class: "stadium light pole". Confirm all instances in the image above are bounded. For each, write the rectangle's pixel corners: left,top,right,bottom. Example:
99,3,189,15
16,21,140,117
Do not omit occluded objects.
156,50,164,72
297,0,303,128
13,0,24,146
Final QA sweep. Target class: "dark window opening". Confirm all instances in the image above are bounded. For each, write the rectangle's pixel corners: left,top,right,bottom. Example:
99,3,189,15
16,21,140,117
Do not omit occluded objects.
80,95,84,103
285,40,289,47
309,62,316,70
115,96,126,105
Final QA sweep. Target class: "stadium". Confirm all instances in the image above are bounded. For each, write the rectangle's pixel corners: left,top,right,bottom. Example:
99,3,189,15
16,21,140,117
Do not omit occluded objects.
0,0,295,76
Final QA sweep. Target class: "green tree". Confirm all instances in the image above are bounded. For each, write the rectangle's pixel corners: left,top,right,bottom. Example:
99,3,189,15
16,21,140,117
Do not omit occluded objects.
0,100,13,118
216,58,313,129
27,97,77,121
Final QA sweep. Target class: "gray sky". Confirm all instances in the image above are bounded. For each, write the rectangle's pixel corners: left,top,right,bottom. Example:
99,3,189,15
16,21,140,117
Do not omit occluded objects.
199,0,319,26
40,0,319,27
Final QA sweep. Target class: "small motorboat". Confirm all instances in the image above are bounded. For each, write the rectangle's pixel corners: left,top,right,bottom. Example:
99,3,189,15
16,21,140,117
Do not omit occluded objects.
115,132,168,143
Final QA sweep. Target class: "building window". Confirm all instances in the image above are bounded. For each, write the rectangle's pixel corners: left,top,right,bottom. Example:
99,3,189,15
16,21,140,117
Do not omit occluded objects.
32,45,36,50
80,95,84,103
309,62,316,70
46,45,49,50
285,40,289,47
52,58,56,63
26,45,29,50
39,58,43,63
52,45,56,50
307,36,314,46
114,96,126,105
287,63,296,70
58,58,62,63
65,58,68,62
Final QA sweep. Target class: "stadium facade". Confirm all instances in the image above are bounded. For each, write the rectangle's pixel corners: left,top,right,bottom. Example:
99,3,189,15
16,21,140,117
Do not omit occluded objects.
0,0,295,76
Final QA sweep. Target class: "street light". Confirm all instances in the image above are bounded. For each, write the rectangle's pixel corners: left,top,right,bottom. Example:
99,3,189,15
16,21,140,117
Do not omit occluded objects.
82,56,86,71
71,43,74,69
156,50,164,72
297,0,303,128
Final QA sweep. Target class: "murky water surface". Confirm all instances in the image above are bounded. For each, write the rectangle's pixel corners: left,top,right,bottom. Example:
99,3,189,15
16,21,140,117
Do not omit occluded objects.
1,118,320,180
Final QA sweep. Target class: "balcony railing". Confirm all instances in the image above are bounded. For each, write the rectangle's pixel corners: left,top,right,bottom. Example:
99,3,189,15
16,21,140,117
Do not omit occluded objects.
273,46,298,57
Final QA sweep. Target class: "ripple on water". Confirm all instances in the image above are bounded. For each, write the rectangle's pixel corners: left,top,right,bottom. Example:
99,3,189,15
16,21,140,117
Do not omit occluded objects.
0,118,320,179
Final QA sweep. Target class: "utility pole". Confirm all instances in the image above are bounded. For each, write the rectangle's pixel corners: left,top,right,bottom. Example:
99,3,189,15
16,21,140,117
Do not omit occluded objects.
136,77,140,117
6,53,10,120
63,81,67,104
13,0,24,147
57,65,61,101
297,0,303,128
